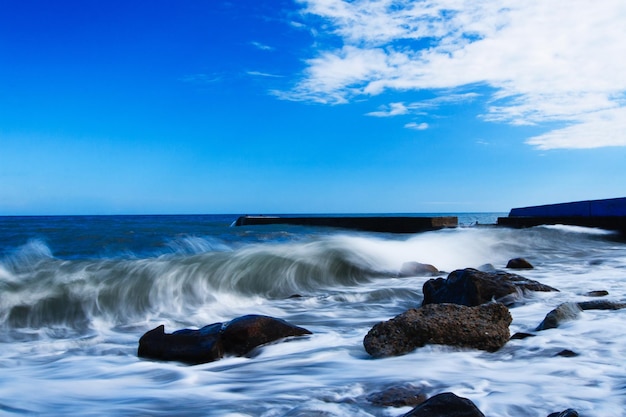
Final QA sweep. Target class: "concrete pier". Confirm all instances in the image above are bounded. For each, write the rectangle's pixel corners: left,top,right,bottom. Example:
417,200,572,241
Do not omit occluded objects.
234,215,458,233
497,197,626,233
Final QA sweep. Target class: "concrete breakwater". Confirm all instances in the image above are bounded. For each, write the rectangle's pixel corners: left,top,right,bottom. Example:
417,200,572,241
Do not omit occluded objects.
497,197,626,234
234,215,458,233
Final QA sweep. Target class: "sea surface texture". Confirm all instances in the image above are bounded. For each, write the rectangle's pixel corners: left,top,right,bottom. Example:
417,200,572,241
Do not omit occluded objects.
1,214,625,416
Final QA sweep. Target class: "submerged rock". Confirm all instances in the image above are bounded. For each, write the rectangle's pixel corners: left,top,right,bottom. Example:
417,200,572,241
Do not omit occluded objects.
367,385,427,407
138,314,312,365
422,268,558,307
398,261,439,277
363,303,511,357
584,290,609,297
536,300,626,330
547,409,579,417
401,392,485,417
506,257,534,269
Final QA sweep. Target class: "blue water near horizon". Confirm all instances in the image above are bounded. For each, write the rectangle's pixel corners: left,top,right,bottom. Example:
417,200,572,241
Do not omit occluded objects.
1,213,625,416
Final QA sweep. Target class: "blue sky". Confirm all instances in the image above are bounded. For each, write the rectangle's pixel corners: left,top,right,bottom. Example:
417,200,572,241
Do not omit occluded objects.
1,0,625,215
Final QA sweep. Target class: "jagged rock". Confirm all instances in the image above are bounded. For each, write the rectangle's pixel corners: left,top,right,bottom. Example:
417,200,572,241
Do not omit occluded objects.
220,314,312,356
536,300,626,330
363,303,511,357
138,323,224,365
399,261,439,277
367,385,427,407
422,268,558,307
506,257,534,269
401,392,485,417
556,349,578,357
547,409,579,417
138,315,312,364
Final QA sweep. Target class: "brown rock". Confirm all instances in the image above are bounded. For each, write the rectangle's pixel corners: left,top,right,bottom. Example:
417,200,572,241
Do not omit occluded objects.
221,314,312,356
367,385,427,407
399,261,439,277
363,303,512,357
506,257,534,269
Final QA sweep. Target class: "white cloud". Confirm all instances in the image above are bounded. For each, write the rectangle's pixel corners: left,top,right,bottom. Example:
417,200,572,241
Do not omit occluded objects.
247,71,284,78
366,102,409,117
405,122,429,130
286,0,626,149
251,41,274,51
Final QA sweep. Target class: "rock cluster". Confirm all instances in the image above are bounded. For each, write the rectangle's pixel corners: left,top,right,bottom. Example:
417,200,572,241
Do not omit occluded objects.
138,314,311,365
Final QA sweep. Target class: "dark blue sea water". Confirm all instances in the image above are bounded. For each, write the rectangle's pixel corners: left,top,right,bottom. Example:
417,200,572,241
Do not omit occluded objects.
1,214,625,416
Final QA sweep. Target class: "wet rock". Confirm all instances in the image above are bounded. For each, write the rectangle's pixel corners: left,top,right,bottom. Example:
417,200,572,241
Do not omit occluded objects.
422,268,558,307
138,315,312,364
363,303,511,357
536,300,626,331
398,262,439,277
401,392,485,417
510,332,535,340
578,300,626,310
547,409,579,417
506,257,534,269
556,349,578,357
138,323,223,365
584,290,609,297
220,314,312,356
536,302,582,331
367,385,427,407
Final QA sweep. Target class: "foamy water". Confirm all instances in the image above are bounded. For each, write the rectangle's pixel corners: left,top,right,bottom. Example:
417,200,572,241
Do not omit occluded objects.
0,215,625,416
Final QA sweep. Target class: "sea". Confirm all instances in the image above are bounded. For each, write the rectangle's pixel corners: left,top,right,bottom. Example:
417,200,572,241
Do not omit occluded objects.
0,214,625,417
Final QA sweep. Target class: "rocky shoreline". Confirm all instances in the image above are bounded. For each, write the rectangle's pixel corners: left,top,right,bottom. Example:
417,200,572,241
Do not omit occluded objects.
138,257,625,416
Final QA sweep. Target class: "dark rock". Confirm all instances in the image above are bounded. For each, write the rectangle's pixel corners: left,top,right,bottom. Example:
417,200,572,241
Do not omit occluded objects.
399,262,439,277
220,314,312,356
578,300,626,310
510,332,535,340
422,268,558,307
138,323,223,365
536,300,626,330
536,302,582,331
401,392,485,417
584,290,609,297
138,315,312,364
367,385,427,407
506,257,534,269
547,408,579,417
363,303,511,357
556,349,578,357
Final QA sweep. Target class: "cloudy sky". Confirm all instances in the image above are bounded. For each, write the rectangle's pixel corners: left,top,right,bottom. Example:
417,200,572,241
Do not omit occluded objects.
1,0,625,215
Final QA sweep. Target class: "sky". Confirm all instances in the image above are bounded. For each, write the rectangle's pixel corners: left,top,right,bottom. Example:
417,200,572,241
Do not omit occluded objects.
1,0,625,215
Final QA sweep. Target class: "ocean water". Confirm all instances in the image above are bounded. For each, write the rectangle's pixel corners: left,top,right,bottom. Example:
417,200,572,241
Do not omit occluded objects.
0,214,625,416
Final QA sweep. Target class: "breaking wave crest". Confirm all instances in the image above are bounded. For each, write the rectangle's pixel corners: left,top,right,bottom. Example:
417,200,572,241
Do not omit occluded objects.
0,238,384,335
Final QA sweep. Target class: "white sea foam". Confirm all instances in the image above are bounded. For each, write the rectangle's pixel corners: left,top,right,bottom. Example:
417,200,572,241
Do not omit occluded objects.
0,220,625,416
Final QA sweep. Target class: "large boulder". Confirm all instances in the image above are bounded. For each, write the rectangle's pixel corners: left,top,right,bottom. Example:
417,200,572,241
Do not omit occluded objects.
401,392,485,417
138,315,312,364
422,268,558,307
363,303,511,357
